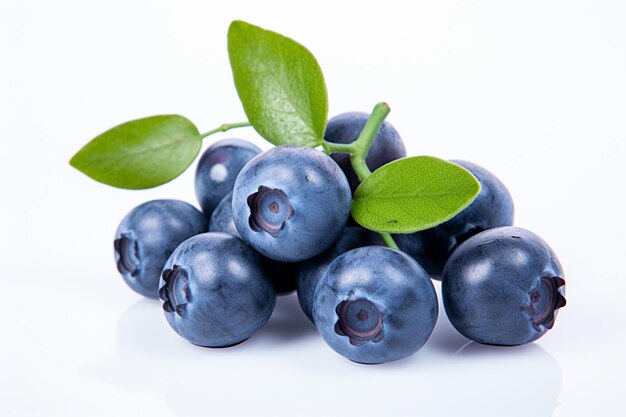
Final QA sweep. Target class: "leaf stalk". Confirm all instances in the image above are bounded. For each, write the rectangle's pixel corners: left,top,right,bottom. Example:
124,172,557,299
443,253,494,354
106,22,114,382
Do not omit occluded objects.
200,121,251,139
321,102,398,250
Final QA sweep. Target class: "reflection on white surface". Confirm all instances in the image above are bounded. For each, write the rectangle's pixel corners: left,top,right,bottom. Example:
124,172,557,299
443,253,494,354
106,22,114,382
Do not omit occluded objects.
81,294,562,417
448,342,561,416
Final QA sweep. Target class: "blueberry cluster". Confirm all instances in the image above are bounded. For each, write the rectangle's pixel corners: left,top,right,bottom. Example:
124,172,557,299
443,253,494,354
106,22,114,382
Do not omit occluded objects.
113,115,566,364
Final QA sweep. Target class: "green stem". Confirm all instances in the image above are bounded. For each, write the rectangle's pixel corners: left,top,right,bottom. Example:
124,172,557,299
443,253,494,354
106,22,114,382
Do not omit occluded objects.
380,233,399,250
200,121,251,139
321,141,355,154
349,154,372,183
350,102,391,167
321,102,390,163
321,102,398,250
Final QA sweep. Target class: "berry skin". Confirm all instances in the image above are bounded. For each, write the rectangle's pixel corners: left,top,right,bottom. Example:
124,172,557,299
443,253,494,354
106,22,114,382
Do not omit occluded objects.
210,191,297,295
313,246,438,364
159,232,276,347
296,226,385,322
114,199,207,299
232,145,351,262
209,191,239,237
325,112,406,193
194,138,261,218
442,226,566,346
395,160,514,279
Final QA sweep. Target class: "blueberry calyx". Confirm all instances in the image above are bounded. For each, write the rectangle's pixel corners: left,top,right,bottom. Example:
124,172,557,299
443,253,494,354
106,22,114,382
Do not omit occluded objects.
114,233,140,277
334,298,384,346
522,276,566,331
160,265,190,316
247,186,294,238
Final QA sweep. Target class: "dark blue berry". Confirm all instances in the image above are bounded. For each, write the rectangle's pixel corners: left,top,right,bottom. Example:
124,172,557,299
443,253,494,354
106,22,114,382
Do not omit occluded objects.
159,232,275,347
296,226,385,322
232,146,351,262
209,192,239,237
442,226,566,346
325,112,406,193
114,200,207,299
395,160,514,279
313,246,438,364
195,138,261,218
210,191,297,295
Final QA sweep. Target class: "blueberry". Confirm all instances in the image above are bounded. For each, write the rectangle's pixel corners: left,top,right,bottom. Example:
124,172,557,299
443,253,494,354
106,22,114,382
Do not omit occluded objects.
195,138,261,218
209,191,239,237
114,199,207,299
313,246,438,364
325,112,406,193
296,226,385,322
395,160,514,279
210,191,297,295
442,226,566,346
159,232,275,347
232,145,352,262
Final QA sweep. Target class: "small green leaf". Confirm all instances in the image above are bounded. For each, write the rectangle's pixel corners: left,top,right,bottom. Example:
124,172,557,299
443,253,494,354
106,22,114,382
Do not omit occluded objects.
70,115,201,189
228,20,328,148
351,156,481,233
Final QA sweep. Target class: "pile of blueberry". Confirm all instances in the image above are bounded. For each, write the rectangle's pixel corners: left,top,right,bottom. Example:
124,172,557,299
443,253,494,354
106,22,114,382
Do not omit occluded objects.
113,112,567,364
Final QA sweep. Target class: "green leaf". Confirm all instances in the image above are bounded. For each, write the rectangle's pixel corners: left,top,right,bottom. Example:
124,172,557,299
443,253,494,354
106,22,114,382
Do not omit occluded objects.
351,156,481,233
70,115,201,189
228,20,328,148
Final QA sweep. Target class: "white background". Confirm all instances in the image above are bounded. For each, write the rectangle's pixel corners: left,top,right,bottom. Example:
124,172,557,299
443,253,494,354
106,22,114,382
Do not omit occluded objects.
1,1,625,416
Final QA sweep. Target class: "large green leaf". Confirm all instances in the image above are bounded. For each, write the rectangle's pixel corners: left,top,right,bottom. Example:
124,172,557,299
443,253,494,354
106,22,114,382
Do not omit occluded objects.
70,115,201,189
228,20,327,147
352,156,481,233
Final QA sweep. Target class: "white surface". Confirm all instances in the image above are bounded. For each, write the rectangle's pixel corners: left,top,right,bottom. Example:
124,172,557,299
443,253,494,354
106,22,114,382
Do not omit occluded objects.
1,1,625,416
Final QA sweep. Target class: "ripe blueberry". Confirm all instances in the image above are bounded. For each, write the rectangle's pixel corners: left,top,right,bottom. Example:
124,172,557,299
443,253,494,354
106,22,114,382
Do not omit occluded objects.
210,191,297,295
195,138,261,217
313,246,438,364
296,226,384,322
395,160,514,279
232,145,351,262
442,226,566,346
325,112,406,193
209,191,239,237
159,232,275,347
114,199,207,299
